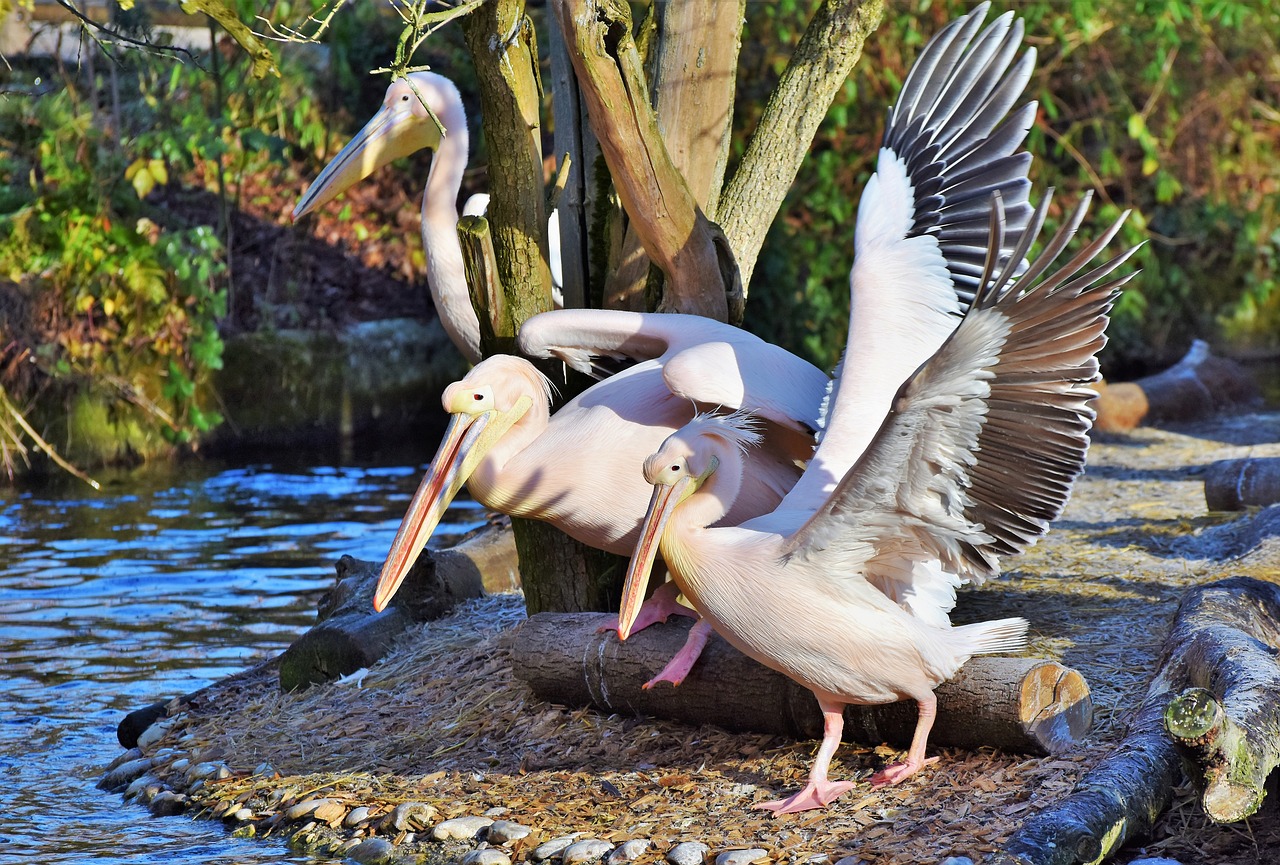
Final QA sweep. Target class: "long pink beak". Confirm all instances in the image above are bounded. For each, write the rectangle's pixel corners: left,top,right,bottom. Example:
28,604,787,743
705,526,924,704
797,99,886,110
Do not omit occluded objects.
373,412,488,611
617,479,689,640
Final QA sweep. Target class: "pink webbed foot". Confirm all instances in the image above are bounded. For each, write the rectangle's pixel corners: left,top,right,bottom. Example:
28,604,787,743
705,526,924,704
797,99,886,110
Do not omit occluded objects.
753,779,857,814
869,755,938,787
597,581,696,636
642,619,713,689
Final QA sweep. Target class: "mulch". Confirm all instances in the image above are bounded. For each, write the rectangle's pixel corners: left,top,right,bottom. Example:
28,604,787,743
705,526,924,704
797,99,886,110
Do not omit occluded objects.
128,412,1280,864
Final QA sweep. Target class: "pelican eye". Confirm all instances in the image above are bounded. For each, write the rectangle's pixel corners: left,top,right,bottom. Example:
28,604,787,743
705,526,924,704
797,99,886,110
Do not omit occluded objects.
670,464,680,473
473,393,484,401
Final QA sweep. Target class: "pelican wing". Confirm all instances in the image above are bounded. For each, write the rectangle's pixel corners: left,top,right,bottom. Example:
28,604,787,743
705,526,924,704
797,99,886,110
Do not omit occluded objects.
517,308,829,433
784,195,1139,593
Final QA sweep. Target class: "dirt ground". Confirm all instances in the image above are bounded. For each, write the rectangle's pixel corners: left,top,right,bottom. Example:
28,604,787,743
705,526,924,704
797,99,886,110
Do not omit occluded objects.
121,410,1280,865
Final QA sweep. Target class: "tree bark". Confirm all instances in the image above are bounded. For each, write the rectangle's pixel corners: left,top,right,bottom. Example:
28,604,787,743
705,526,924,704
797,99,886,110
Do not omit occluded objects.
512,613,1092,755
717,0,885,297
550,0,734,321
1093,339,1259,433
990,577,1280,865
513,524,628,615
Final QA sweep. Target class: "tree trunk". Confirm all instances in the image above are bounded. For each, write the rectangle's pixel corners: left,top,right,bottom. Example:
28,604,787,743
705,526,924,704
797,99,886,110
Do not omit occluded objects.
990,577,1280,865
512,613,1093,755
717,0,885,297
1204,458,1280,511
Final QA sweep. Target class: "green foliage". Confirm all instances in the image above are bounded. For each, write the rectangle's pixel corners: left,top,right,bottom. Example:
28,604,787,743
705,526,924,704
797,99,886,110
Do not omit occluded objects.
744,0,1280,374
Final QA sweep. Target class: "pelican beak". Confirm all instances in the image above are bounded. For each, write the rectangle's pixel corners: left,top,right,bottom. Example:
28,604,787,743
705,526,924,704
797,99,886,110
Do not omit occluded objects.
293,96,443,219
373,411,490,612
617,477,691,641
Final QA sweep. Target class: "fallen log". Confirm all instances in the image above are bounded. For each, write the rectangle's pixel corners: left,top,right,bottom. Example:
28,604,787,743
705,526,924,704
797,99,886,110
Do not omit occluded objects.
988,577,1280,865
1204,457,1280,511
278,519,519,692
512,612,1092,756
1093,340,1259,433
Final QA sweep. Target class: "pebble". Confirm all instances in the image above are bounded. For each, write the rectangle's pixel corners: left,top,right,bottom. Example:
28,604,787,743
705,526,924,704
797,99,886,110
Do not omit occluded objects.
347,837,396,865
149,790,187,817
314,800,346,824
716,850,768,865
231,808,254,822
136,719,174,751
344,806,372,828
105,748,143,772
667,842,710,865
99,757,153,793
484,806,511,818
185,762,227,783
253,762,278,778
433,814,494,841
168,757,190,776
937,859,975,865
608,840,651,864
284,797,336,821
488,819,535,845
463,849,514,865
562,839,613,864
387,801,438,832
1127,859,1183,865
532,835,582,860
123,773,159,801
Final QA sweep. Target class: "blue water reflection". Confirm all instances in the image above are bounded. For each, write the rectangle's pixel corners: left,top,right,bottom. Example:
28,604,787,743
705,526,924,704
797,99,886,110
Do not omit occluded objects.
0,451,482,863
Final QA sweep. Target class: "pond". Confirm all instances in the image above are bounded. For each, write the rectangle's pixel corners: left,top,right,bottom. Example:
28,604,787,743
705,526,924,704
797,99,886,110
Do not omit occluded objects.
0,445,484,864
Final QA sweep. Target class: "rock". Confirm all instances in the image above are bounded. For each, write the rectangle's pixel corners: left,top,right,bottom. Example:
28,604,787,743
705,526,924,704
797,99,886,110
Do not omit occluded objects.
285,797,336,821
833,858,865,865
168,757,190,776
432,814,494,841
562,839,613,864
105,748,144,772
938,859,975,865
99,756,153,792
123,773,159,801
348,837,397,865
716,850,768,865
1127,859,1183,865
484,806,511,817
149,790,188,817
667,842,710,865
488,819,535,845
253,762,277,778
136,719,175,751
463,850,514,865
608,840,651,863
532,835,581,861
314,800,346,824
344,806,373,828
386,801,437,832
231,808,254,822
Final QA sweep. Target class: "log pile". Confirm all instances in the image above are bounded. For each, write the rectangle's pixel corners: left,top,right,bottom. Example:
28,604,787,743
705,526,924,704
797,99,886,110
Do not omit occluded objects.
989,577,1280,865
1093,340,1259,433
1204,457,1280,511
512,613,1093,756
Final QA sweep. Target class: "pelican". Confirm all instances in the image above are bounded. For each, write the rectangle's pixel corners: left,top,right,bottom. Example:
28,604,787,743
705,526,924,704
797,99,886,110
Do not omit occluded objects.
617,193,1139,813
292,71,561,364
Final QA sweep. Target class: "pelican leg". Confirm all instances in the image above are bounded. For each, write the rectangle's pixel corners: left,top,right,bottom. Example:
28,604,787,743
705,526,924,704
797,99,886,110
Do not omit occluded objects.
597,580,697,635
643,618,713,689
755,699,856,814
870,694,940,786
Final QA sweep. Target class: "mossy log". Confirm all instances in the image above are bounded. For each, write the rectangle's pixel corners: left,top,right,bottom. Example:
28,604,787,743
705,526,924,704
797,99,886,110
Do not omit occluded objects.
277,521,519,692
512,613,1092,755
1093,340,1259,433
989,576,1280,865
1204,457,1280,511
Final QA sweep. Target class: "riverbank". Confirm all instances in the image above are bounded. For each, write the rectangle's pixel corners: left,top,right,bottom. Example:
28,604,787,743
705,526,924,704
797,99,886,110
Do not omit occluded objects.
102,412,1280,865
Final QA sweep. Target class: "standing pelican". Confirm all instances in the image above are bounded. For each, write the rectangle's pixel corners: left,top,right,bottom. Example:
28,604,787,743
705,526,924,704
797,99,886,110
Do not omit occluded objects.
618,194,1139,813
293,71,561,363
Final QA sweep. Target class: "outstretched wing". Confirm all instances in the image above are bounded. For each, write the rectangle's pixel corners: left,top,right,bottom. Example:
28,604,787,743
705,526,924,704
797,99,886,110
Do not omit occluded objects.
517,308,829,434
785,194,1139,593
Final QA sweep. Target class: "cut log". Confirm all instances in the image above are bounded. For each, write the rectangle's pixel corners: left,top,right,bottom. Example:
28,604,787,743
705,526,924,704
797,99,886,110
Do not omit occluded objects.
989,576,1280,865
512,612,1092,756
1204,457,1280,511
1093,340,1259,433
278,520,519,692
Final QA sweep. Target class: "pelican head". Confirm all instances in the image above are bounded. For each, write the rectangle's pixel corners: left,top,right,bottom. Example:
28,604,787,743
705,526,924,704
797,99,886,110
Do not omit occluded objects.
293,71,460,219
617,413,762,639
373,356,551,611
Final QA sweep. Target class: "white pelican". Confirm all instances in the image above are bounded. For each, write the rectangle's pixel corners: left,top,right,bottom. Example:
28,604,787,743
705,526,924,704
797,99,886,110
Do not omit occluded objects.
618,193,1139,813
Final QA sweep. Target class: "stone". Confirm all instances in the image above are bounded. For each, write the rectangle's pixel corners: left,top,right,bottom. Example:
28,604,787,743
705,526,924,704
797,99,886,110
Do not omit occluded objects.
531,835,581,861
716,850,768,865
253,762,277,778
937,859,974,865
136,719,174,751
284,798,335,821
232,808,254,822
168,757,190,776
432,814,494,841
313,800,346,824
105,748,143,772
667,842,710,865
562,839,613,864
124,773,159,801
149,790,187,817
344,806,372,828
99,757,153,792
387,801,437,832
1127,860,1184,865
463,850,514,865
488,820,535,845
833,857,864,865
608,840,651,864
347,837,396,865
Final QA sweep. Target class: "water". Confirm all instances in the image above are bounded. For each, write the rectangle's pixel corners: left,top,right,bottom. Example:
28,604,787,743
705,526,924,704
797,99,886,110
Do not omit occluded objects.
0,449,486,864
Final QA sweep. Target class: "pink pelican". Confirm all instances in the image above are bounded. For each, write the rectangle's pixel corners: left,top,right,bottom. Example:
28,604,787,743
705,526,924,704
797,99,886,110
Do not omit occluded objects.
617,193,1139,813
369,2,1045,687
292,71,562,363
